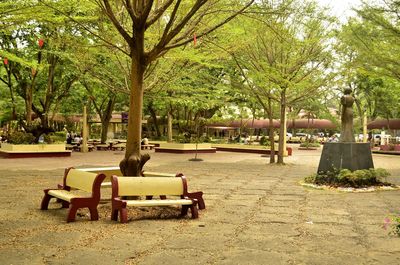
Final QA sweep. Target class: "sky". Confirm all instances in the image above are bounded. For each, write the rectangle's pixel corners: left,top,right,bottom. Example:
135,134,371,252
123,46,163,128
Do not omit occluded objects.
317,0,362,22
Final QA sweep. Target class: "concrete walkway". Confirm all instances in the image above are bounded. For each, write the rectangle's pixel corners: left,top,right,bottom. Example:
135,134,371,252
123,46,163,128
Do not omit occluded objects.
0,147,399,264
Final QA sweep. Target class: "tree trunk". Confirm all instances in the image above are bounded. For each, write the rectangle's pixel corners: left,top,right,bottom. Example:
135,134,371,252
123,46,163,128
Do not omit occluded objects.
25,84,33,126
363,113,368,143
100,120,110,143
119,33,150,176
267,98,275,164
148,104,161,137
277,91,286,164
167,110,173,142
100,97,115,143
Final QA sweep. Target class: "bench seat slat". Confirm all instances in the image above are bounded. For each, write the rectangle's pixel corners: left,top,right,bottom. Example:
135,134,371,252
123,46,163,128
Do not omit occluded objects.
48,190,90,202
125,199,193,207
101,182,112,188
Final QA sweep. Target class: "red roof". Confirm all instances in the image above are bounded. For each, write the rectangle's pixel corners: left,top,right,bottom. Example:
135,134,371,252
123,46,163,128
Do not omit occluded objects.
367,119,400,130
207,119,337,129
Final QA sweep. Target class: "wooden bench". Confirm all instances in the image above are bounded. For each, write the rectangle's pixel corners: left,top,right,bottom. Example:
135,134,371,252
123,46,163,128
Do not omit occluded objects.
75,167,205,210
141,144,155,150
111,176,199,223
73,144,95,152
40,168,106,222
96,144,110,151
111,143,126,151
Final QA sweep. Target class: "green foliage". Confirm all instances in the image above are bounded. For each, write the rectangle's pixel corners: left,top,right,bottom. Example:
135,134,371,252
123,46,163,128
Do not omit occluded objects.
259,136,270,146
48,131,66,143
8,131,35,144
304,168,392,188
299,142,321,148
384,215,400,237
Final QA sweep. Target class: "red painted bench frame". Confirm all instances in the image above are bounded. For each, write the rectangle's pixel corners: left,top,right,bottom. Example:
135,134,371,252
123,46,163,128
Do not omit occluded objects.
40,167,106,222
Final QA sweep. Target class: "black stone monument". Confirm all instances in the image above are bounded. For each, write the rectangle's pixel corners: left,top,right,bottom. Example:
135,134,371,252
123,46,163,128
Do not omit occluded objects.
317,89,374,173
317,142,374,173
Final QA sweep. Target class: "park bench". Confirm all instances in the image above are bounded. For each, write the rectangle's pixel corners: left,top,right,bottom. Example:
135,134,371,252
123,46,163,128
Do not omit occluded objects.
73,144,95,152
111,175,199,223
111,143,126,151
96,144,110,150
75,167,205,210
40,168,106,222
141,144,155,150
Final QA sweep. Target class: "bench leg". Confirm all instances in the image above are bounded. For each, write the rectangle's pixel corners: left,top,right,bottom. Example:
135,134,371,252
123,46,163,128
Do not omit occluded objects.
120,208,128,223
190,204,199,219
188,192,205,210
67,205,78,222
111,209,119,221
61,201,70,208
180,205,189,217
41,193,52,210
89,206,99,221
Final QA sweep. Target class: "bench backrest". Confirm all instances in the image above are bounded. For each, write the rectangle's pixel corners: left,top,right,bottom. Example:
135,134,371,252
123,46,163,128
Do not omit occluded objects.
142,171,179,178
112,176,188,197
78,167,121,182
65,169,101,192
77,167,181,180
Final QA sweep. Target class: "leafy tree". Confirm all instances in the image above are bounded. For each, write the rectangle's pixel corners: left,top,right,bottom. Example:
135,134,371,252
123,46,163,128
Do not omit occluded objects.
229,0,334,163
89,0,255,175
335,1,400,137
0,0,97,141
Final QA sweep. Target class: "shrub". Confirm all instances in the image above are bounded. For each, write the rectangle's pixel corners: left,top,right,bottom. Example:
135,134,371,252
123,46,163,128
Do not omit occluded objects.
300,142,321,148
304,168,392,188
384,216,400,237
259,136,270,146
8,131,36,144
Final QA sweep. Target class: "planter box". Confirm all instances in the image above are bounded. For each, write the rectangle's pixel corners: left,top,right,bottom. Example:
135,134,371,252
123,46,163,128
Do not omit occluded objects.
380,145,400,151
1,143,66,152
155,143,216,154
159,143,212,149
0,143,71,158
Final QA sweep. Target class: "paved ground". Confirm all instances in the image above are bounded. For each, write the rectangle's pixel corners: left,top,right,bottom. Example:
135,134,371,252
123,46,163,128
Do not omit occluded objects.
0,146,399,264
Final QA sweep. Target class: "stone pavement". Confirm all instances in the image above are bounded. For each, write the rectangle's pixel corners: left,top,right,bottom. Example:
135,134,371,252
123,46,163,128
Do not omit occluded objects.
0,147,399,264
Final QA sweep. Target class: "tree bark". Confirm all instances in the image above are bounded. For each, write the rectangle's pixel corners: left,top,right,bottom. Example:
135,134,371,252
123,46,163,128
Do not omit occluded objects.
100,97,115,143
25,83,33,126
278,90,286,164
148,105,161,137
167,109,173,142
267,98,275,164
119,29,150,176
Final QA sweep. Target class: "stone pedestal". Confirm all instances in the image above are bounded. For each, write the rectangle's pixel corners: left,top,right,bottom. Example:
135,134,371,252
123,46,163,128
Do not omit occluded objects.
317,142,374,173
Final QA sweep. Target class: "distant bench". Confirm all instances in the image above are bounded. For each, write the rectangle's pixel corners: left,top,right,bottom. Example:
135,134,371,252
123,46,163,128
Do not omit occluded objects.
40,168,106,222
111,175,199,223
141,144,155,150
96,144,110,151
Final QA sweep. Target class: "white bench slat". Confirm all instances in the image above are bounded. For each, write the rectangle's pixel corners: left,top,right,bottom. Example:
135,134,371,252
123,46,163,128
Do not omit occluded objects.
125,199,193,207
48,190,89,202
